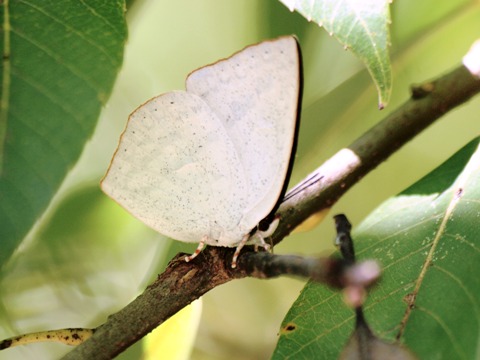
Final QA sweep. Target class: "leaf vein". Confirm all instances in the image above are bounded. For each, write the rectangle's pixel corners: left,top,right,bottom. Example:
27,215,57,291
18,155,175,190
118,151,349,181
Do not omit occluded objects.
79,0,125,38
11,28,103,94
10,67,84,125
415,304,468,359
0,0,11,173
397,143,480,338
18,0,119,68
434,265,480,323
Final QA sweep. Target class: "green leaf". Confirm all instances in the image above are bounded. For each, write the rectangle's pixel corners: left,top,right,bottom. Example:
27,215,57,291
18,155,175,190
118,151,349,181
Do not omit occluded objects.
279,0,391,108
0,0,127,267
273,137,480,359
0,185,170,359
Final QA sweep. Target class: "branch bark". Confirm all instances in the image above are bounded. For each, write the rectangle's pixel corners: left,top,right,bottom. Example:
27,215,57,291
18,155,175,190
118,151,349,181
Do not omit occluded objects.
62,63,480,359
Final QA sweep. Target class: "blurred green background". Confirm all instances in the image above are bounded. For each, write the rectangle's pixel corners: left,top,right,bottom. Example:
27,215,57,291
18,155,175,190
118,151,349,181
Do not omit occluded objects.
1,0,479,359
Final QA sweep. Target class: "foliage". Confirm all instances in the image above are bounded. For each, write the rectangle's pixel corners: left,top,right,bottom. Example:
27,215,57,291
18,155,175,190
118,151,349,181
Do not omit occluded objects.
0,0,127,266
280,0,391,106
274,138,480,359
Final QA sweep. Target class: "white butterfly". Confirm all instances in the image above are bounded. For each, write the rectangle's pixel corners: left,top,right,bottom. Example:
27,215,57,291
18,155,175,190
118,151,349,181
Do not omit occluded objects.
101,36,302,267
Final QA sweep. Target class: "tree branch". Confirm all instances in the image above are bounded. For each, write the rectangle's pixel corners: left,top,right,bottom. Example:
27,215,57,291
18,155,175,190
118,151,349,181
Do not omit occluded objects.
62,63,480,359
273,64,480,244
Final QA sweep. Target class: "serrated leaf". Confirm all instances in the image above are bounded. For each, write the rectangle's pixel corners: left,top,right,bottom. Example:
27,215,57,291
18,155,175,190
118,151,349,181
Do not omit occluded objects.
274,137,480,359
279,0,391,107
0,1,127,267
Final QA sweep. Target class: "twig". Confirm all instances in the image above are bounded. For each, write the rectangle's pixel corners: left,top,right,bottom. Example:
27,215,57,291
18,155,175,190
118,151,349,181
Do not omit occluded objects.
1,216,375,356
61,63,480,359
60,246,372,359
273,65,480,245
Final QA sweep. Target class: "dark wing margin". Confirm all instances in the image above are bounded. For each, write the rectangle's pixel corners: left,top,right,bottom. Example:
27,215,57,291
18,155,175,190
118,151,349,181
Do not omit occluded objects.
257,36,304,233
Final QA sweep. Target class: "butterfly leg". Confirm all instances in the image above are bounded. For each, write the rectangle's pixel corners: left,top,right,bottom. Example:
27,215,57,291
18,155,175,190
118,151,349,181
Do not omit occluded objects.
253,215,280,252
253,233,271,252
232,234,251,269
184,235,207,263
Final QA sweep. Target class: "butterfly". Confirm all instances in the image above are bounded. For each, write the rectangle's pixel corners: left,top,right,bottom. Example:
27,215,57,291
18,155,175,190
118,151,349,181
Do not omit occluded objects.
101,36,303,267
